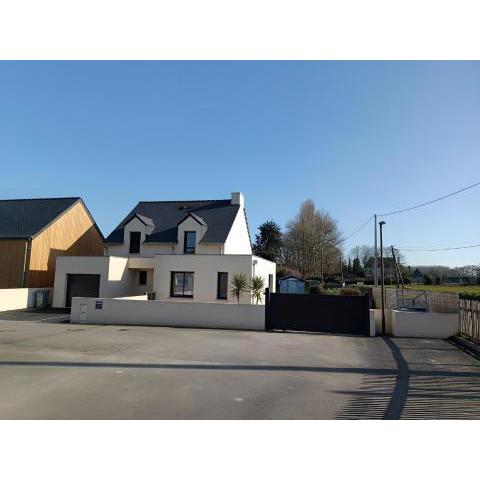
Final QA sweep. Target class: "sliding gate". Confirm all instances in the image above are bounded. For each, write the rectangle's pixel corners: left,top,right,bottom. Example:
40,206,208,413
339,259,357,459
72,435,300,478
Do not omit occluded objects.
265,292,370,336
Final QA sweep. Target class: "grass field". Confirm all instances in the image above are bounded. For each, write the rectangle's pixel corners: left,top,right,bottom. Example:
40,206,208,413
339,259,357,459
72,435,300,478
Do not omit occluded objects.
386,284,480,294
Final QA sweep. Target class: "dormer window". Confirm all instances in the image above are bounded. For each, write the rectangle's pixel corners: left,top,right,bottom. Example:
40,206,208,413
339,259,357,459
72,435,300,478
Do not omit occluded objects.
129,231,141,254
184,231,196,254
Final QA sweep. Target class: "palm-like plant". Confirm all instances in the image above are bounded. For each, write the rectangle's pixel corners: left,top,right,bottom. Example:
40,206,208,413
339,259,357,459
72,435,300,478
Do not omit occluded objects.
250,275,265,304
230,272,248,303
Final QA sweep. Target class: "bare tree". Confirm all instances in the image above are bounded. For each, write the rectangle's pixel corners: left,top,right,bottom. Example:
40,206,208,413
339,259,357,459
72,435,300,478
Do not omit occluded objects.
282,199,343,279
359,245,374,268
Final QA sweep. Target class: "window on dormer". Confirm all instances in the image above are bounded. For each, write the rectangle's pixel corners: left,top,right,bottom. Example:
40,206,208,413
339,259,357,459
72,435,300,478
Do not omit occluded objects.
183,231,196,254
129,231,141,254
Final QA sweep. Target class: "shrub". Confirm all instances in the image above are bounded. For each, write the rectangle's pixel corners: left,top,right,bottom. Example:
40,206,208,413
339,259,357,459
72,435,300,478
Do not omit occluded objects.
358,285,374,307
250,275,265,304
308,285,322,294
230,272,248,303
321,288,339,295
424,274,433,285
460,293,480,301
435,276,442,285
340,287,361,296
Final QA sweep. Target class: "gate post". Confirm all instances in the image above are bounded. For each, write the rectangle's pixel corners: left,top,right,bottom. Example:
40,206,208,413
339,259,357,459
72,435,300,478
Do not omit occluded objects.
264,287,271,331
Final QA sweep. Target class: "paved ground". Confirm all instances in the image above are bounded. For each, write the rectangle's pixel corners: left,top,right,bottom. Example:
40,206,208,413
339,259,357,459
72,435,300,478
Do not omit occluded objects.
0,309,479,419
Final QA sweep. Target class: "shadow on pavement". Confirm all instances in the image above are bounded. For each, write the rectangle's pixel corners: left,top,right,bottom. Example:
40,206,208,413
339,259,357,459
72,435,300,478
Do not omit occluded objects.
335,337,480,420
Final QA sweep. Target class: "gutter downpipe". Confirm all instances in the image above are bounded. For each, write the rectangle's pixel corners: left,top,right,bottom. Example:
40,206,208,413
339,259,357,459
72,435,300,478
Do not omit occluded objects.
21,238,30,288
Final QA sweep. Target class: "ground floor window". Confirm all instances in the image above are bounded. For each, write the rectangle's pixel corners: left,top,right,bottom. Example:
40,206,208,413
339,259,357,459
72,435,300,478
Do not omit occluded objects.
139,270,147,285
170,271,194,297
217,272,228,299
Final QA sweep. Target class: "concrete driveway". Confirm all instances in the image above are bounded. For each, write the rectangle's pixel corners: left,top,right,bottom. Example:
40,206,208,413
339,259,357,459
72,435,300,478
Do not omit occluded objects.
0,310,479,419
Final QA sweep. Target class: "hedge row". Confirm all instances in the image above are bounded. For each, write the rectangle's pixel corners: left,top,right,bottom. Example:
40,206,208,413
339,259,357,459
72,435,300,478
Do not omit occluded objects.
459,293,480,301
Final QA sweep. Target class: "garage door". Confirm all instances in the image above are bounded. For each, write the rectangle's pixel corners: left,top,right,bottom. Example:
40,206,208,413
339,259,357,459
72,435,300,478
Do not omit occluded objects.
65,274,101,307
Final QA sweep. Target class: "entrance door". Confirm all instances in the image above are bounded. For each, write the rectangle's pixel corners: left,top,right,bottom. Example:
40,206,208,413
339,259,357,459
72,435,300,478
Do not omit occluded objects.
65,274,101,307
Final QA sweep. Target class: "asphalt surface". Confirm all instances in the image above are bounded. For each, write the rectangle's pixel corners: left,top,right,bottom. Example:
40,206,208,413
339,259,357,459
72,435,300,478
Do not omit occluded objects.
0,309,479,419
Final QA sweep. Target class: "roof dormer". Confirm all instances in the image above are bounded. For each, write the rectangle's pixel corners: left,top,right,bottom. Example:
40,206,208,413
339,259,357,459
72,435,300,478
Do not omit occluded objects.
125,213,155,235
176,212,208,253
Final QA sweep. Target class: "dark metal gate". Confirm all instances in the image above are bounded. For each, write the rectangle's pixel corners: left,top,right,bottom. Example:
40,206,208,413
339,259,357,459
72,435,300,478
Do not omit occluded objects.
265,291,370,336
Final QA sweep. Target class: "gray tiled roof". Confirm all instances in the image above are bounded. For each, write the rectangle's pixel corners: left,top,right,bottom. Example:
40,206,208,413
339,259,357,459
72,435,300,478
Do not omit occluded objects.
105,199,240,244
0,197,80,239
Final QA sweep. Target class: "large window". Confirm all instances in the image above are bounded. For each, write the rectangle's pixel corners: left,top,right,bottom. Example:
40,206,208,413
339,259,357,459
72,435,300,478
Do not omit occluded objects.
170,272,194,297
129,231,141,254
217,272,228,300
183,231,196,254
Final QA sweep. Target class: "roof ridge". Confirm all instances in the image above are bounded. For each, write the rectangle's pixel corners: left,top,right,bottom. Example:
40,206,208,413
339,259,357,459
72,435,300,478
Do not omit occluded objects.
0,197,81,202
137,199,230,204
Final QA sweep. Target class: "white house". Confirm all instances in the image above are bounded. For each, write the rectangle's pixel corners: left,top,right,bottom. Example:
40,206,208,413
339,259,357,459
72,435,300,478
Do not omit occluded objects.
53,192,275,307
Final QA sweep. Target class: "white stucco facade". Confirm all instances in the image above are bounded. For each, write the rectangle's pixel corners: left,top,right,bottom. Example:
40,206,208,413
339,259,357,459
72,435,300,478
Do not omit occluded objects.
153,254,274,304
53,255,154,307
53,192,276,308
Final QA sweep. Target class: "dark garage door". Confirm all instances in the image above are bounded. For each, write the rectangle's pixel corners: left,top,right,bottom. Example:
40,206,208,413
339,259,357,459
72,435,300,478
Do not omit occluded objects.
65,274,101,307
266,292,370,336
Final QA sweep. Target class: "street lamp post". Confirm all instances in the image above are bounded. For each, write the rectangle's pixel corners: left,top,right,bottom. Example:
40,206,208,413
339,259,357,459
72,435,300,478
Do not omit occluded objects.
374,213,378,286
379,220,386,335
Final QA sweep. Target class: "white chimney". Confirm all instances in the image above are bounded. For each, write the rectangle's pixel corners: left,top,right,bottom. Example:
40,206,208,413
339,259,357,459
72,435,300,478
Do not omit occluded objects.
231,192,244,207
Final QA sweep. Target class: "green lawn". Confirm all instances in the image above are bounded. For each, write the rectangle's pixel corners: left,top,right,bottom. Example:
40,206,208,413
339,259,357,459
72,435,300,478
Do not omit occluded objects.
386,284,480,294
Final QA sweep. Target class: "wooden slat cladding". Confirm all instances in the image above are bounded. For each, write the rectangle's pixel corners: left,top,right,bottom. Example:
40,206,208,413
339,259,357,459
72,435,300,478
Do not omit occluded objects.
0,239,27,288
27,202,104,287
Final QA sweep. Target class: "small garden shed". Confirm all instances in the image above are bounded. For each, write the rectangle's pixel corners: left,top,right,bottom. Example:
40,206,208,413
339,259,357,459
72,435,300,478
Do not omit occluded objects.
278,276,305,294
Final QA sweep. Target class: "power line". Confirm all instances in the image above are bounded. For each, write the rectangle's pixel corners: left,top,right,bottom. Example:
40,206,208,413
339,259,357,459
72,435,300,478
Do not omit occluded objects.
342,215,374,242
378,179,480,217
398,243,480,252
397,239,480,249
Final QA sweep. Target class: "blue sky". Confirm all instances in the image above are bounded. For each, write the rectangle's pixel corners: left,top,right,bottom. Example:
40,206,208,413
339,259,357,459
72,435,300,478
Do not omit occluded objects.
0,61,479,266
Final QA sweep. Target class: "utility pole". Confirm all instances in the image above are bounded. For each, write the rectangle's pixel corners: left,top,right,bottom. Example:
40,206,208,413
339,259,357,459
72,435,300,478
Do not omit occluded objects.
379,221,386,335
374,214,378,286
340,256,344,286
391,246,405,290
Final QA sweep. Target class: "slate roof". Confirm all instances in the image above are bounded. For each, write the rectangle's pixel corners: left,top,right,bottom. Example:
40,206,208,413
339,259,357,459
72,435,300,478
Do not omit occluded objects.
278,276,305,283
105,199,240,244
0,197,81,239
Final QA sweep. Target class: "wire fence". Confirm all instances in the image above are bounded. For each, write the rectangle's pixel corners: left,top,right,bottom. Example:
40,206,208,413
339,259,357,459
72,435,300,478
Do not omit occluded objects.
459,297,480,345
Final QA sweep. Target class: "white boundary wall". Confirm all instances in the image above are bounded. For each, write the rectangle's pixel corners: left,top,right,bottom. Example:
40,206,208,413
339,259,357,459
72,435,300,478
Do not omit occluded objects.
391,310,459,338
0,288,51,312
371,308,393,335
71,297,265,331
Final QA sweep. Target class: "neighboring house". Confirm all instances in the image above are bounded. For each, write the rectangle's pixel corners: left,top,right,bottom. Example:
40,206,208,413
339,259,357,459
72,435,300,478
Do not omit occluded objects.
278,276,305,294
410,268,424,284
53,192,276,307
364,257,397,282
0,197,104,289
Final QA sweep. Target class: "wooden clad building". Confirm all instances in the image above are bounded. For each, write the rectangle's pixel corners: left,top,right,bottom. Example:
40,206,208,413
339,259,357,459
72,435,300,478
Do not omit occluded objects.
0,197,104,288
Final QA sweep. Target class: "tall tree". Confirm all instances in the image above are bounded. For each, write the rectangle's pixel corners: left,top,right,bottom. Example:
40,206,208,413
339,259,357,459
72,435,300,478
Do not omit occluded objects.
252,220,283,262
352,257,363,276
282,199,343,279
